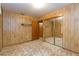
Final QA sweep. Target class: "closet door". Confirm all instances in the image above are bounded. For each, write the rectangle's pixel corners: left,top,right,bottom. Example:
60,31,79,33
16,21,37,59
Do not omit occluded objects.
43,20,54,44
54,19,63,47
43,18,63,47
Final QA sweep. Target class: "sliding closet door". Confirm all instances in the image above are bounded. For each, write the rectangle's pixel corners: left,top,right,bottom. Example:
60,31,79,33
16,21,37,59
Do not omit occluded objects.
54,18,63,47
43,20,54,44
43,17,63,47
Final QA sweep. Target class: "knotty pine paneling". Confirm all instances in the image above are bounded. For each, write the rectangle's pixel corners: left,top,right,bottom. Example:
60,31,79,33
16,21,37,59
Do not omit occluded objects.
3,10,33,47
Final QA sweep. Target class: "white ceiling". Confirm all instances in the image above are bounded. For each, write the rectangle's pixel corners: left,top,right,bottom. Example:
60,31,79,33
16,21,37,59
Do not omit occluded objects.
2,3,70,17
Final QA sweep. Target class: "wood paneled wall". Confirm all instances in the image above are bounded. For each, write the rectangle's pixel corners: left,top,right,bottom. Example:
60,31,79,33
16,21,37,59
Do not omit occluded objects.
3,10,33,47
63,4,79,53
39,6,65,21
0,15,2,50
41,4,79,53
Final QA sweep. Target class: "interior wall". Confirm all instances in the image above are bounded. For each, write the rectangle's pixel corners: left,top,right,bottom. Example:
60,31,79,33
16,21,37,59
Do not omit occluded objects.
63,4,79,53
3,10,33,47
0,15,2,50
0,3,2,50
41,4,79,53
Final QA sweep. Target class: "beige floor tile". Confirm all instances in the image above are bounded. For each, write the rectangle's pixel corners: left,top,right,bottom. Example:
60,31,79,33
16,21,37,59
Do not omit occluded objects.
0,39,79,56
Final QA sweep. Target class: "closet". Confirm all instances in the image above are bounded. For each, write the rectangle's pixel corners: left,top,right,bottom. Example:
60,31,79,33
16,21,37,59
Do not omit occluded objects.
43,16,63,47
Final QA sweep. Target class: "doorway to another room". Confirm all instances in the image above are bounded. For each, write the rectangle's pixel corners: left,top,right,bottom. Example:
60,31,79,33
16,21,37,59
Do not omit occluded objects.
32,20,43,40
38,21,43,40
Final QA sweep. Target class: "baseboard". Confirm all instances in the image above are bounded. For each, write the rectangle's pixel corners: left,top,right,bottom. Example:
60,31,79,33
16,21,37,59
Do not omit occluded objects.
2,39,37,48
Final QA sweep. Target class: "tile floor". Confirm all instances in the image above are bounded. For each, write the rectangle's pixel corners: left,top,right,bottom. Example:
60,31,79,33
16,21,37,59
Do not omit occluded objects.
0,39,79,56
45,37,63,47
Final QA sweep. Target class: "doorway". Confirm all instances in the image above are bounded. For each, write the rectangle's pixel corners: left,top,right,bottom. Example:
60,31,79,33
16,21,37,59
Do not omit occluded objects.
32,20,43,40
38,21,43,40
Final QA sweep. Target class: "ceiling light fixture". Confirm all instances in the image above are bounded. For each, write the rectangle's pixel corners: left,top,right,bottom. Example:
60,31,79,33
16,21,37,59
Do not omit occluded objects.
32,3,46,8
58,16,63,19
31,0,46,9
39,22,43,26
